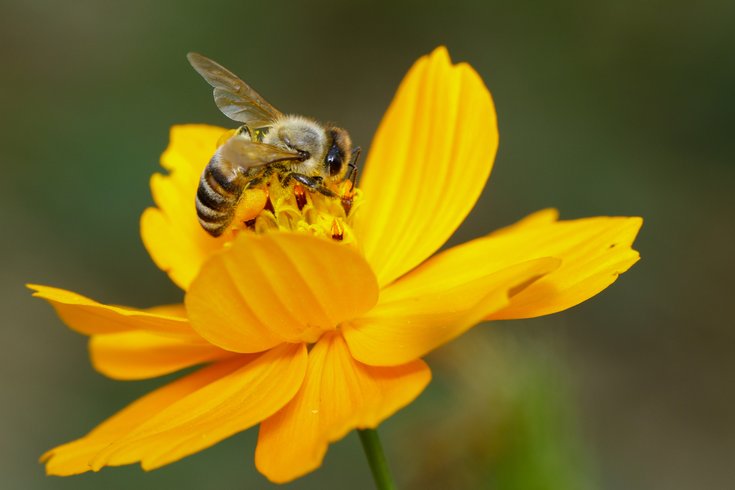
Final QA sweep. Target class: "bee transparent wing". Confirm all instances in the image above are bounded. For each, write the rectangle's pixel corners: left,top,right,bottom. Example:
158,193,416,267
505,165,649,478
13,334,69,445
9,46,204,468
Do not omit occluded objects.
219,138,302,173
187,52,283,127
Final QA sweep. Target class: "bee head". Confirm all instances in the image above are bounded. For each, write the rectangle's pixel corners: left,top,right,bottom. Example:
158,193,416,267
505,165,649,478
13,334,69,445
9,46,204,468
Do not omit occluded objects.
324,127,352,180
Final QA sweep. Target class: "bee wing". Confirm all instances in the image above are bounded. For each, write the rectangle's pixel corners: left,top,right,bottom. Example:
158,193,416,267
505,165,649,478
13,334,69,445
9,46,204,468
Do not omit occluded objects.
219,138,302,173
187,52,283,127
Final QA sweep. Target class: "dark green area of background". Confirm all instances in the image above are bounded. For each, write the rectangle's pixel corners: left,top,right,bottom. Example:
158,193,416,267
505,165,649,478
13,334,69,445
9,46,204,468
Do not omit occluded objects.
2,1,733,489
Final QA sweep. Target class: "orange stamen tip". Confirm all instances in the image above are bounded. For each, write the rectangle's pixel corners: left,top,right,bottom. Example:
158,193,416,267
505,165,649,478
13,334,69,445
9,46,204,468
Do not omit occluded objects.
293,184,307,211
331,219,344,241
340,191,354,216
339,180,354,197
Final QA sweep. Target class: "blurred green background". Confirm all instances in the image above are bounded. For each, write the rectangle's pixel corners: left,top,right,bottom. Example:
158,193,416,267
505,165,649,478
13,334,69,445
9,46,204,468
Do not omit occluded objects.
3,0,733,488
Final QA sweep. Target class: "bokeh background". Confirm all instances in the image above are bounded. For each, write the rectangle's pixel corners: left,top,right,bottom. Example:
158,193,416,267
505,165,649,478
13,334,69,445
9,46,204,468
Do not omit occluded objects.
3,0,733,489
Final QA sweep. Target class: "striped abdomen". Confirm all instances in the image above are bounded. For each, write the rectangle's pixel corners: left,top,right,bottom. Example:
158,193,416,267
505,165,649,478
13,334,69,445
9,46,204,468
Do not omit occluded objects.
195,152,249,236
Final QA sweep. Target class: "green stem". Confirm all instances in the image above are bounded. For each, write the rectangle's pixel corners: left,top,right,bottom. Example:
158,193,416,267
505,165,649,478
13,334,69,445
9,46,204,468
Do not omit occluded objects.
357,428,397,490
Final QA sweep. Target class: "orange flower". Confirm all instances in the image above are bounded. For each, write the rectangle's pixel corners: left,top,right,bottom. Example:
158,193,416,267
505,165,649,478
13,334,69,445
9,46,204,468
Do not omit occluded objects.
32,47,641,483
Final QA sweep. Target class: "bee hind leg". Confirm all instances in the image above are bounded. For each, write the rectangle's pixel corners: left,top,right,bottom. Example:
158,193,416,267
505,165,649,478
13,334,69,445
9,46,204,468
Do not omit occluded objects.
242,166,271,189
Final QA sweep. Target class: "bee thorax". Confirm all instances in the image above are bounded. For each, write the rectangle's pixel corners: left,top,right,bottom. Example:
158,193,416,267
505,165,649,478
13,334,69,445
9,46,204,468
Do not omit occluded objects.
264,116,328,174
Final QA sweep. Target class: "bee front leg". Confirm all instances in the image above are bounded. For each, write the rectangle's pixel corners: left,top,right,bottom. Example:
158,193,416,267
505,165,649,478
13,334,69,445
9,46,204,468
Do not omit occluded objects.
289,173,336,197
349,146,362,171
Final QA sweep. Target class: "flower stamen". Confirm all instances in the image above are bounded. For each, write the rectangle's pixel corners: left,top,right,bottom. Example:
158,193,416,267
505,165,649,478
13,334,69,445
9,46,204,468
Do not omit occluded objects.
264,194,275,214
331,219,344,241
340,181,355,216
293,184,307,211
224,174,361,246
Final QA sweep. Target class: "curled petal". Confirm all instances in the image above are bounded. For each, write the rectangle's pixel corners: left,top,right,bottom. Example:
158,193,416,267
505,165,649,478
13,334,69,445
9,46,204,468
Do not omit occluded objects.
186,233,379,353
353,46,499,287
29,285,194,337
369,213,642,324
343,258,560,366
450,215,642,320
90,331,235,380
255,332,430,483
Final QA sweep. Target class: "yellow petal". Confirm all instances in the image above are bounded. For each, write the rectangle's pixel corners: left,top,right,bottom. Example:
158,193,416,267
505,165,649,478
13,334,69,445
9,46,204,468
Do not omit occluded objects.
89,331,235,380
86,342,306,471
42,357,247,476
255,332,430,483
353,46,498,287
29,285,194,337
486,216,643,319
186,233,379,353
141,124,236,290
145,303,187,317
488,208,560,237
343,258,560,366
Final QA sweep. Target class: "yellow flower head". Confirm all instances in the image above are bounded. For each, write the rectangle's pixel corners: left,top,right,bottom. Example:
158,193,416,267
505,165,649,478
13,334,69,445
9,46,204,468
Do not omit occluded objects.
31,47,642,483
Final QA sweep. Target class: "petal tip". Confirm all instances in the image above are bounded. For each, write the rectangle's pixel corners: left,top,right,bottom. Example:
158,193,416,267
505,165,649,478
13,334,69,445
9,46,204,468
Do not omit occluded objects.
429,45,451,62
27,284,64,300
630,215,644,231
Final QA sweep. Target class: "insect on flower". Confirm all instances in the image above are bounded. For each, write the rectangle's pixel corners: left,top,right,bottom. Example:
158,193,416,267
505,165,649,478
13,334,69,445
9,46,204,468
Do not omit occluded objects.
32,47,642,484
188,53,359,237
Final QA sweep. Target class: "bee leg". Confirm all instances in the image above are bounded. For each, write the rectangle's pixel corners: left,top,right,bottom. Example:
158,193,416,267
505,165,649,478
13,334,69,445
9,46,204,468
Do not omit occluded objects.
349,146,362,169
270,162,290,173
279,170,293,187
345,146,361,190
237,125,253,139
289,173,336,197
241,166,268,189
247,176,262,188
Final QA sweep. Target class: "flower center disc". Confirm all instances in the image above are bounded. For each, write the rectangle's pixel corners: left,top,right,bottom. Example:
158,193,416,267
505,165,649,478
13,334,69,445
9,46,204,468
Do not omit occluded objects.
225,175,362,245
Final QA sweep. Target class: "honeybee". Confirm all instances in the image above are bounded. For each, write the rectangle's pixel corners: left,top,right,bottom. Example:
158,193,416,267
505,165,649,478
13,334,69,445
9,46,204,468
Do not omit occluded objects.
187,53,359,237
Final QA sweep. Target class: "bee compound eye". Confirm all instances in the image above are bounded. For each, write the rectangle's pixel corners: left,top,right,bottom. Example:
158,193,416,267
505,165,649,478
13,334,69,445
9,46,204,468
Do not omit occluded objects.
325,145,344,176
